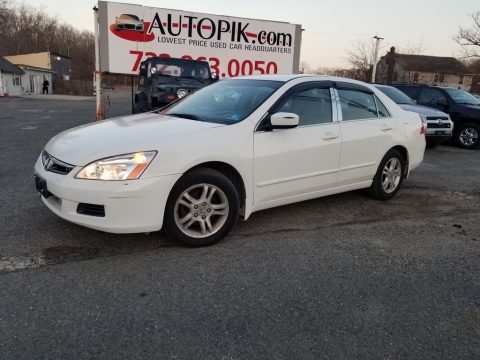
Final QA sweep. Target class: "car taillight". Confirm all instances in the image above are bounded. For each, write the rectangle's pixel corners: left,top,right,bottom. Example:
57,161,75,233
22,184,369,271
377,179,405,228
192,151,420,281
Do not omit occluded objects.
420,119,427,135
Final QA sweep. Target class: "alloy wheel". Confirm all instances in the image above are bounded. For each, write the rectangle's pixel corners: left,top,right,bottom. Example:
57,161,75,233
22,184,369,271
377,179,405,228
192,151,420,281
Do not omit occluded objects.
174,183,229,238
381,158,402,194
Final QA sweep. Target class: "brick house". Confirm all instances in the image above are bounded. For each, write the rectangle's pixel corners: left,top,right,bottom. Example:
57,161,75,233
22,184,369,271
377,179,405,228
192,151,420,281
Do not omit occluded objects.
375,47,474,91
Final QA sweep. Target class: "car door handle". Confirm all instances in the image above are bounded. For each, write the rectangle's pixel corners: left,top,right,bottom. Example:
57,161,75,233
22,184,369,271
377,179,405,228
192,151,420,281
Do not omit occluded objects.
381,124,393,131
322,132,339,140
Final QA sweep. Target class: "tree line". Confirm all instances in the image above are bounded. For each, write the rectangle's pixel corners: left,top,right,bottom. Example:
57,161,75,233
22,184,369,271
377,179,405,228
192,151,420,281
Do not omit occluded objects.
0,0,94,80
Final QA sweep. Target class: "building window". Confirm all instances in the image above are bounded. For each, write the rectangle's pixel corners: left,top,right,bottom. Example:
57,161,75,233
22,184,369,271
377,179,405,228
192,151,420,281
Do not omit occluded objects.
433,73,439,83
13,75,22,86
459,76,464,85
413,72,419,82
439,73,444,83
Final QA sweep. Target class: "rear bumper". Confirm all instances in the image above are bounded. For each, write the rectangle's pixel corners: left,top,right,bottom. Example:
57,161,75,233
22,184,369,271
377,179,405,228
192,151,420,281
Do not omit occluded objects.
34,157,181,233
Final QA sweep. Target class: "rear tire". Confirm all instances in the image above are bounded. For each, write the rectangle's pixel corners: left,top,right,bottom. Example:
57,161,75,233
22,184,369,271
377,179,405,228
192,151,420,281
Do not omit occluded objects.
454,123,480,149
367,149,405,201
163,168,239,247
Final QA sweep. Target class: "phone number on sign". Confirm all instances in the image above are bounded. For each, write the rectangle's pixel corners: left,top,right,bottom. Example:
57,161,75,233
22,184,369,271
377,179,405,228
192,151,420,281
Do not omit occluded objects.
129,50,278,77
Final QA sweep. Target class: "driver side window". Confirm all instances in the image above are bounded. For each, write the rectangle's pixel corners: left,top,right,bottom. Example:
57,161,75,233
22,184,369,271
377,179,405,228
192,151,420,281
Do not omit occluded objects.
418,89,447,106
275,87,332,126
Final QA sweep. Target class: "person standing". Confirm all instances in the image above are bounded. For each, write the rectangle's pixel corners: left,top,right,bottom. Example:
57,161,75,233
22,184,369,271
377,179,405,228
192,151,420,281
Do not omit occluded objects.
42,78,49,94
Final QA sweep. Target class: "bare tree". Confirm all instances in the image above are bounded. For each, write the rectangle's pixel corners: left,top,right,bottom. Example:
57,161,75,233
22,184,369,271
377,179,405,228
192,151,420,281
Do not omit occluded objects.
0,0,94,80
345,39,377,81
462,58,480,73
397,38,426,55
455,11,480,58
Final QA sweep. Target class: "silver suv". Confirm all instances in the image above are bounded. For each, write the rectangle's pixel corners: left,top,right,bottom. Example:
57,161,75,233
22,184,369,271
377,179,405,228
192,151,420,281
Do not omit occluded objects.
375,85,453,147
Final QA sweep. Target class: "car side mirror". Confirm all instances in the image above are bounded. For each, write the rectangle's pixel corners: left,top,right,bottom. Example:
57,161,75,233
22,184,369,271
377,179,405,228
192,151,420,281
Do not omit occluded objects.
270,112,299,129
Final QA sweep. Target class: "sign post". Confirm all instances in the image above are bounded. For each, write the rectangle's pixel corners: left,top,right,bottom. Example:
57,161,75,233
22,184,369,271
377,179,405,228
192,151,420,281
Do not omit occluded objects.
94,6,104,120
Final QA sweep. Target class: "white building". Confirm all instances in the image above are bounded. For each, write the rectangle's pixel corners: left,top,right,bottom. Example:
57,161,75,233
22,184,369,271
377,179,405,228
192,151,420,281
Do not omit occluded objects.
0,57,24,96
16,64,54,94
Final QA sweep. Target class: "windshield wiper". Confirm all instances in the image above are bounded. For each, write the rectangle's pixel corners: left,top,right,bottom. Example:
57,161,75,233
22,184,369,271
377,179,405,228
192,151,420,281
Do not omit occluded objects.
167,113,203,121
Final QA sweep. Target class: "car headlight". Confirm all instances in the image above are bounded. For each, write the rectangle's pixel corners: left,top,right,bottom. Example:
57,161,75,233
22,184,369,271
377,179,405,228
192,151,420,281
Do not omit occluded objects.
75,151,157,181
177,89,188,98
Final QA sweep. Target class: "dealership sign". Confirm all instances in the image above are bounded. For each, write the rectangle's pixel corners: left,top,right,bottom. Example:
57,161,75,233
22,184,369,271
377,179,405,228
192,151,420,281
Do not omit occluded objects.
98,1,302,76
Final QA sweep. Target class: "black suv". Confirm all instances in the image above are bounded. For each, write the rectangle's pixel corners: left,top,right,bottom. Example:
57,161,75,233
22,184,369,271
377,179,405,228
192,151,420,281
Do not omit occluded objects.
392,84,480,149
134,57,218,112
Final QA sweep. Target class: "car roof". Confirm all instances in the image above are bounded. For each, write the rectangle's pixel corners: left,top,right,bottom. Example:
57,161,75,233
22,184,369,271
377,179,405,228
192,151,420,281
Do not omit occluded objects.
393,84,458,90
228,74,377,87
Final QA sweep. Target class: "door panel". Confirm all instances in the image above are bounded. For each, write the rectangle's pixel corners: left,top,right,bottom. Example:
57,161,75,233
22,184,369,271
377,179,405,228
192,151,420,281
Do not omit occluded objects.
253,84,340,206
254,123,341,205
336,87,398,185
338,119,397,185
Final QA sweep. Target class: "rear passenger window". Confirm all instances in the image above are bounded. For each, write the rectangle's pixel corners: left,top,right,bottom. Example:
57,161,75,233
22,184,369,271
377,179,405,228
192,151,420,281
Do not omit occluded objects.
397,87,417,99
276,87,332,126
418,88,447,106
338,89,378,120
375,96,390,117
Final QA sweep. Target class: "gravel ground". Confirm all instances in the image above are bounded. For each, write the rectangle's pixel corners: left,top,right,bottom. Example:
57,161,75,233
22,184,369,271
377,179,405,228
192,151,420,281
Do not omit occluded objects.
0,97,479,359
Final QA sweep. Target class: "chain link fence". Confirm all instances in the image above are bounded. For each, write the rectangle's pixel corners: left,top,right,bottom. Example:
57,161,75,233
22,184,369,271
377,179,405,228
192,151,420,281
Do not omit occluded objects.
100,73,139,119
53,79,92,96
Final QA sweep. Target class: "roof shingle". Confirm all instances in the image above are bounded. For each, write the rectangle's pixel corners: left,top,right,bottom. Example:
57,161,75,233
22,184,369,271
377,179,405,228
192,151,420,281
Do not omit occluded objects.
0,57,24,74
393,54,472,74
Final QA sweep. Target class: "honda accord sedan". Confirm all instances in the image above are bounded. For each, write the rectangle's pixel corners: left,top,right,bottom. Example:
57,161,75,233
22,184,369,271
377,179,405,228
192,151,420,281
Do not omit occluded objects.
34,75,426,246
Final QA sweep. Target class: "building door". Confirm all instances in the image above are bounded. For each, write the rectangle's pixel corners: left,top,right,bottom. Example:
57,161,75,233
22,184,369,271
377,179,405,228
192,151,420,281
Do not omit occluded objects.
0,73,5,96
30,75,35,93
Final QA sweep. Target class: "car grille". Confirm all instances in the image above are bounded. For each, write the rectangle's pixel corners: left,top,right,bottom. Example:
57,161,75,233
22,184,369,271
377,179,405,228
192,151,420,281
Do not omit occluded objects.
41,150,75,175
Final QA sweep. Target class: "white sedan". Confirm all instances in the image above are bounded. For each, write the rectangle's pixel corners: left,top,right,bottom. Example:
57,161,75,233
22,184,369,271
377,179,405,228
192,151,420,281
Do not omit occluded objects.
34,75,425,246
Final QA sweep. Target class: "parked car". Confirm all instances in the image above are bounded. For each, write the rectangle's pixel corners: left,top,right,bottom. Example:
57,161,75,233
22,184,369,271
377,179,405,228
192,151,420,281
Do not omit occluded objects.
34,75,425,246
134,57,218,112
375,84,453,147
393,84,480,149
115,14,144,32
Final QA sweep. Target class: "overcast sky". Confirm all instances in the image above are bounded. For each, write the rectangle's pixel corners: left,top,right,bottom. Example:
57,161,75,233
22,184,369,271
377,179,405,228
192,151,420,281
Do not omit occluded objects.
22,0,479,68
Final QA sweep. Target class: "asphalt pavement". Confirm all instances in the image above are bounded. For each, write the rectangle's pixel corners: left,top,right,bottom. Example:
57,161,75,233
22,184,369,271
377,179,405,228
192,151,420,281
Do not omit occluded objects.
0,97,479,359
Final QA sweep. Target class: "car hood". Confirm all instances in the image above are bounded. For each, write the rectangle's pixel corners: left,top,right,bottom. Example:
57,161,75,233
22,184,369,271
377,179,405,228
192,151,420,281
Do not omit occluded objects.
399,104,449,117
45,113,223,165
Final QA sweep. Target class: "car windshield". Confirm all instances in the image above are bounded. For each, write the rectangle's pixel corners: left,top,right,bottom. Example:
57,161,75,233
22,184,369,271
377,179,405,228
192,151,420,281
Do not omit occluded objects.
376,86,415,105
151,59,211,80
163,79,283,124
444,88,480,106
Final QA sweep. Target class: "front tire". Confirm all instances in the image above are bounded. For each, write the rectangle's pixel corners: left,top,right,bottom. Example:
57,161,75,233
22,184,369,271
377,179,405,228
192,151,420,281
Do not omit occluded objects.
454,123,480,149
367,149,405,201
163,168,239,247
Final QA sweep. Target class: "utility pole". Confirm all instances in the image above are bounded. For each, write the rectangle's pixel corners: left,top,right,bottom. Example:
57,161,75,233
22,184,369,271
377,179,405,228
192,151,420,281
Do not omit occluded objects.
93,5,104,120
371,35,384,84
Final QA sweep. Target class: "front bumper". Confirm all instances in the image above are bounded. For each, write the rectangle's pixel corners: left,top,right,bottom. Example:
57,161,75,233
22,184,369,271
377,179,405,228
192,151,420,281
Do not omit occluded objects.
34,157,181,234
